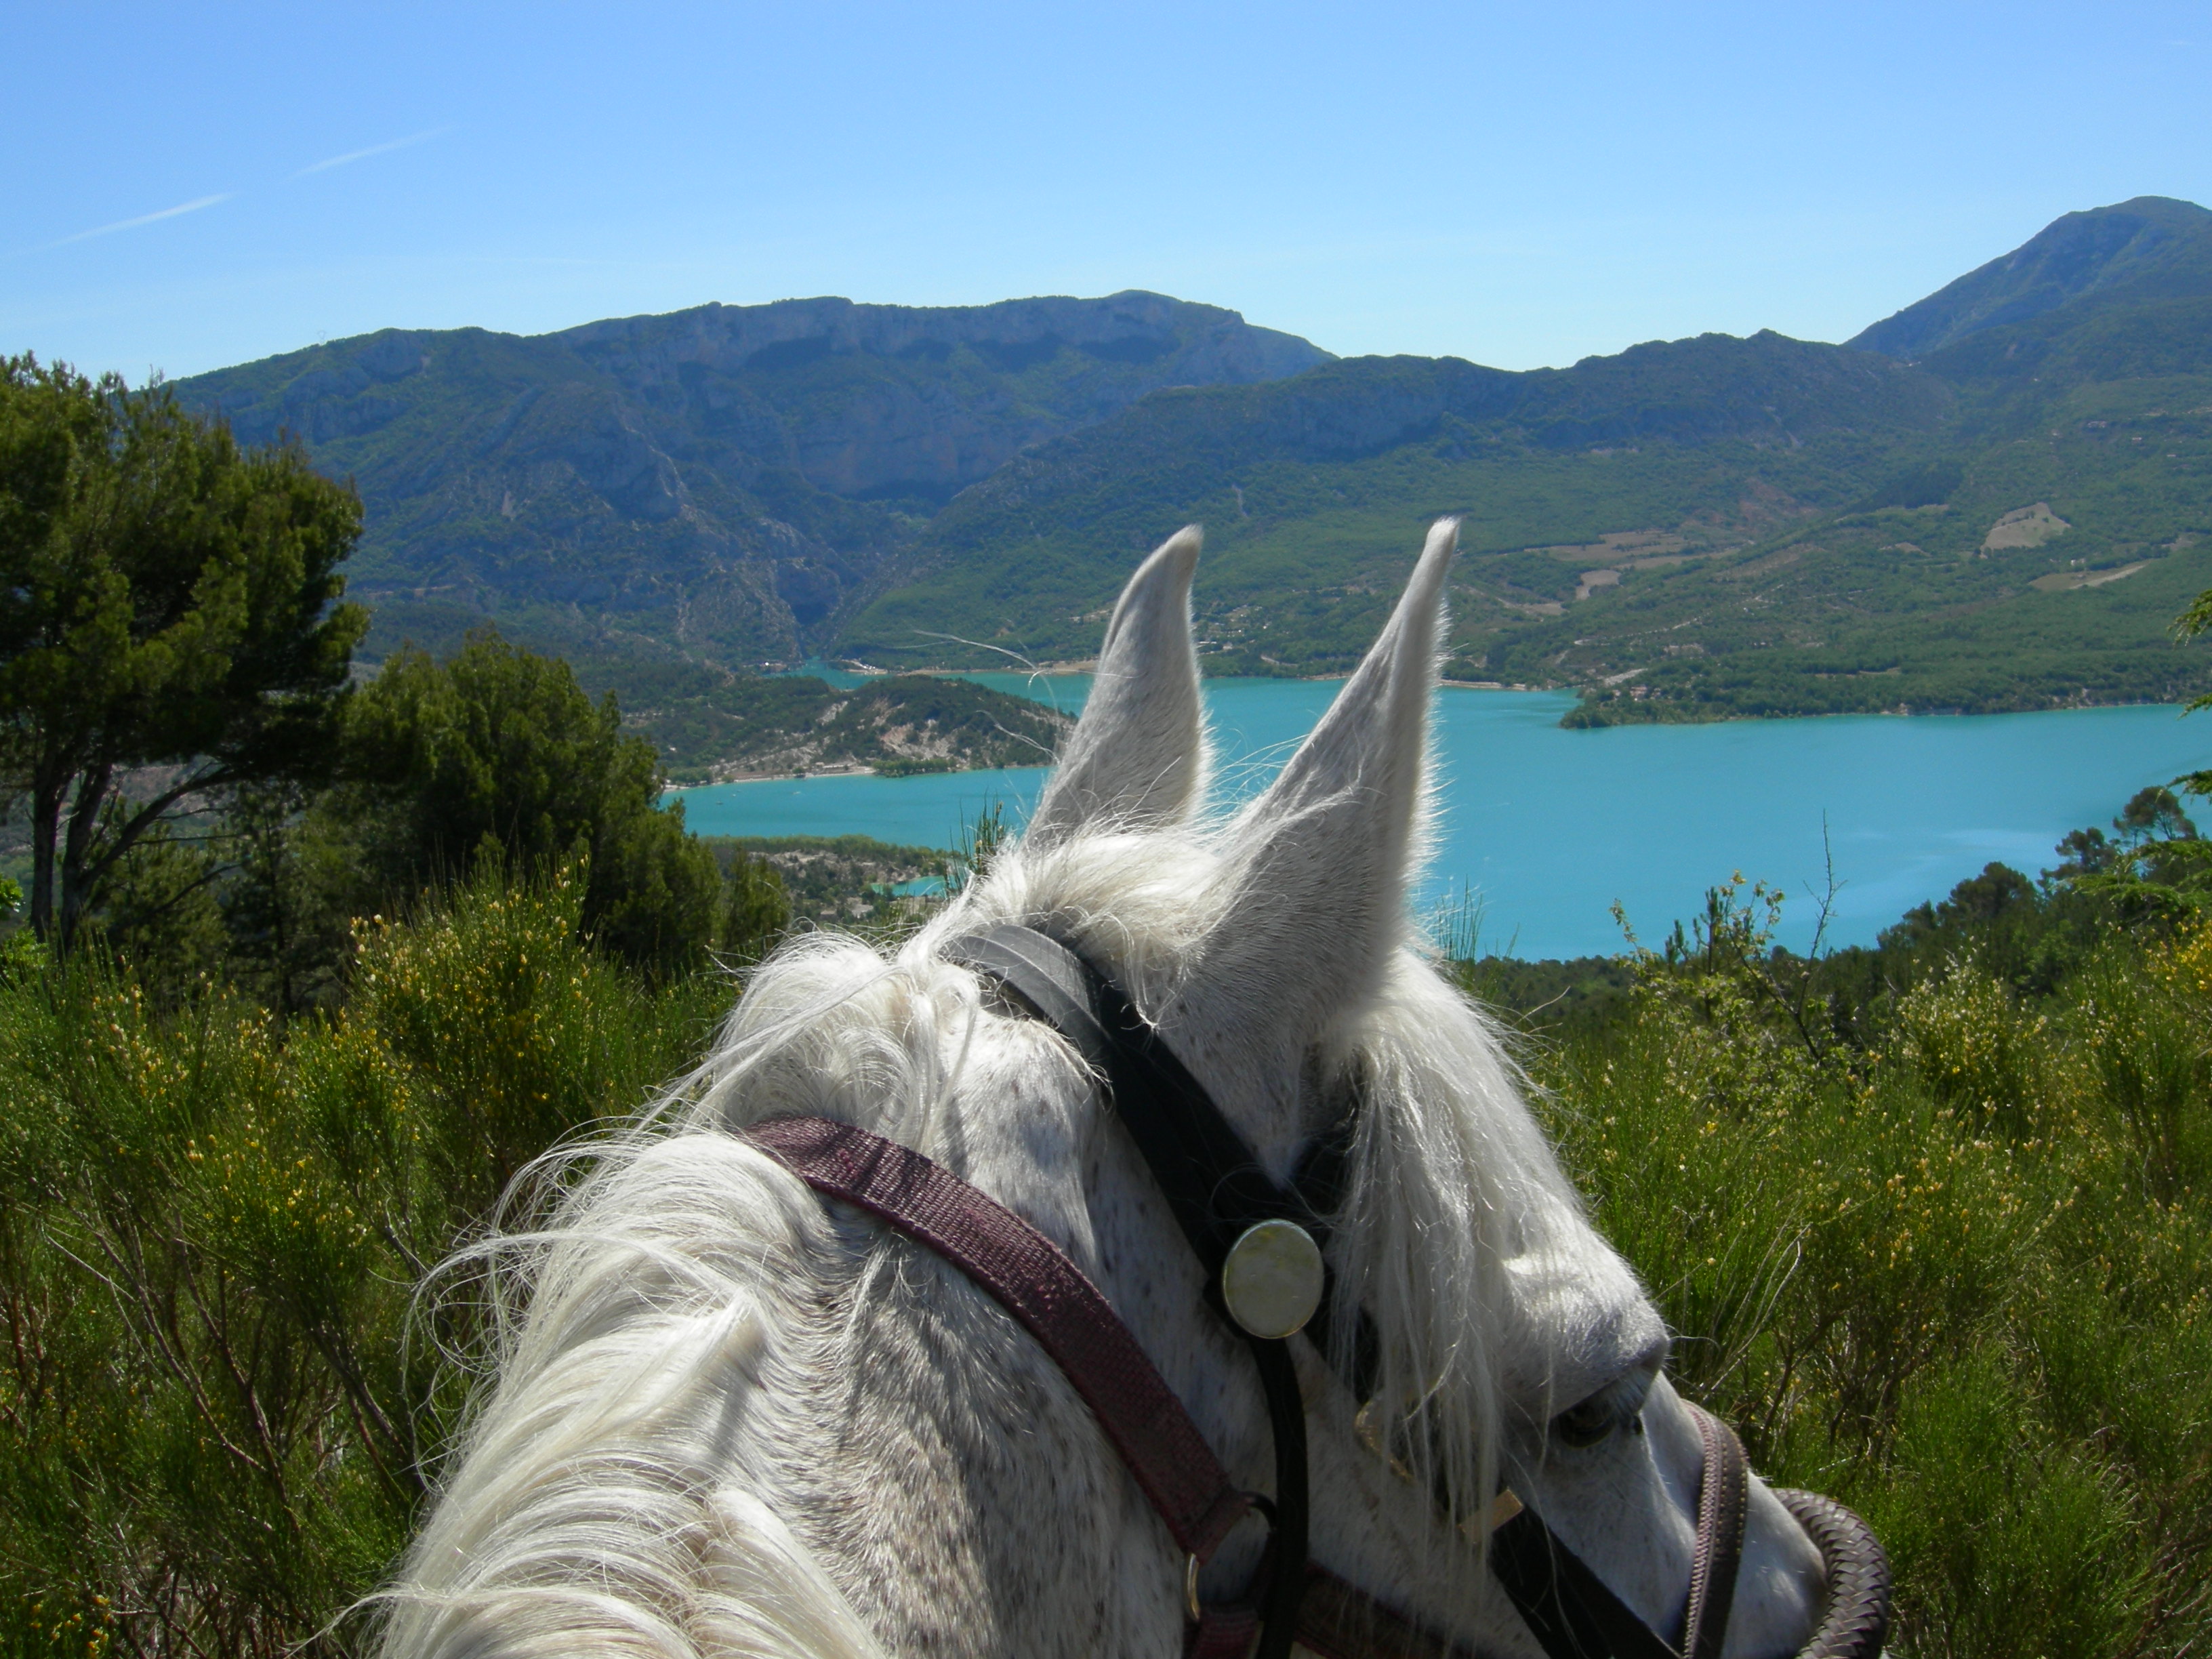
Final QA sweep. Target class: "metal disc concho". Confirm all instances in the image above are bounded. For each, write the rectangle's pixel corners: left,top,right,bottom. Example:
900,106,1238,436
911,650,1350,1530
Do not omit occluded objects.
1221,1218,1326,1339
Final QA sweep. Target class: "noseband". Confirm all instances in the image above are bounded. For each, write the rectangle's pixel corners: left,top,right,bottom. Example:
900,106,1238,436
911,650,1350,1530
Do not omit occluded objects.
745,923,1891,1659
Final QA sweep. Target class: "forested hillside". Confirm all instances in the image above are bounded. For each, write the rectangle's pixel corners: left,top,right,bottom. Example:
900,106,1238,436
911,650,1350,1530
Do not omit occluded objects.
1851,194,2212,358
173,197,2212,737
840,332,1956,673
848,198,2212,720
623,668,1069,785
173,294,1327,678
1562,195,2212,720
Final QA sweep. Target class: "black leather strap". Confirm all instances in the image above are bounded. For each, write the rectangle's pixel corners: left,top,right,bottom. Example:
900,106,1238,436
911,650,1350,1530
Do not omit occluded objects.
946,924,1307,1270
1490,1507,1681,1659
947,923,1313,1659
947,923,1380,1391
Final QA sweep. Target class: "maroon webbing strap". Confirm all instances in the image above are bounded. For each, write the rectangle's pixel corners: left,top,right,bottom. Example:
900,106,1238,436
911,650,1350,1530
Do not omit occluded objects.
1189,1603,1263,1659
744,1115,1254,1562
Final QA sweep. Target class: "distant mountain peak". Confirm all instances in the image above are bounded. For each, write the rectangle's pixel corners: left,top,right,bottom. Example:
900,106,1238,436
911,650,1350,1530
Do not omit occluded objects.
1849,195,2212,361
554,289,1328,372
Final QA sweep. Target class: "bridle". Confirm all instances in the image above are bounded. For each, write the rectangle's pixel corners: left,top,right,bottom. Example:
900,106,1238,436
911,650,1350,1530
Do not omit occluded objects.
743,922,1891,1659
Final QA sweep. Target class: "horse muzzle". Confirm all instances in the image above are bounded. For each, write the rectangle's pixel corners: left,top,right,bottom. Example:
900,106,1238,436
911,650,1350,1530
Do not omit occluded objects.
1485,1401,1889,1659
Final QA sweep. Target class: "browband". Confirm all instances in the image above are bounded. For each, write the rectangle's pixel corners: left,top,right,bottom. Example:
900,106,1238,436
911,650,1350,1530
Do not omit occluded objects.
743,1115,1254,1561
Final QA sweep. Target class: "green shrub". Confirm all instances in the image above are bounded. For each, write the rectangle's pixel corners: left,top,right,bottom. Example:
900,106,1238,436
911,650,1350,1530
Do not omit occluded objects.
0,868,720,1658
6,840,2210,1656
73,820,230,1011
716,851,791,965
1889,959,2053,1131
1530,906,2212,1656
1868,1351,2143,1659
307,630,723,979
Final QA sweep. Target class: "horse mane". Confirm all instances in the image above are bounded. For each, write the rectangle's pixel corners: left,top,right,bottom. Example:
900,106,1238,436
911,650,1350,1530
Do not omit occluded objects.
376,822,1608,1657
370,1118,895,1658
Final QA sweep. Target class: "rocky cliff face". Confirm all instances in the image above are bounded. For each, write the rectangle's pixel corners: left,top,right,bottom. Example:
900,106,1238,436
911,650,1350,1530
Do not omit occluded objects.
176,293,1331,668
556,292,1325,499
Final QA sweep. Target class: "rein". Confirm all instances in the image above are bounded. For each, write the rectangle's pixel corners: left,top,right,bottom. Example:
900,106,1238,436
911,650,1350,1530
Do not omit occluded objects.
743,922,1891,1659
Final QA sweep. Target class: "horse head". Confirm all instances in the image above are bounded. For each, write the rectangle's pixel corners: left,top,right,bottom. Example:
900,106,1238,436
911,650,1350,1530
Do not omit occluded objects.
922,519,1837,1656
382,521,1872,1659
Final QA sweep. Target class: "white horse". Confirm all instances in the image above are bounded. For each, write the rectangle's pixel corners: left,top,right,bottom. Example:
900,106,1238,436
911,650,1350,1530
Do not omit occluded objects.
378,520,1842,1658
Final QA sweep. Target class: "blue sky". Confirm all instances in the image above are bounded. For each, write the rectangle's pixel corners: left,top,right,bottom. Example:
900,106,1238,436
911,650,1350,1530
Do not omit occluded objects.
5,1,2207,381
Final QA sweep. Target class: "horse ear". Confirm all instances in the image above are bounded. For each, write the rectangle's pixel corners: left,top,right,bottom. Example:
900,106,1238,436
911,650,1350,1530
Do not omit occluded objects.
1027,527,1208,847
1173,519,1458,1118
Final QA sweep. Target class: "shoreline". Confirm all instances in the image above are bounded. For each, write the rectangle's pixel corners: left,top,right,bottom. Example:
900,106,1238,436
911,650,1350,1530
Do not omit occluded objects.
665,690,2198,790
1561,694,2194,731
825,662,2196,724
665,758,1045,792
665,761,880,791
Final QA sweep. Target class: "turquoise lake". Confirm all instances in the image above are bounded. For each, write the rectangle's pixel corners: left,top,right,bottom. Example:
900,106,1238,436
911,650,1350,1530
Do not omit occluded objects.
670,674,2212,960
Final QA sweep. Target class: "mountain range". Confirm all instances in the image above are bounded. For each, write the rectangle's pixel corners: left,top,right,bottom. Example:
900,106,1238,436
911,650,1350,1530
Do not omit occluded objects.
176,194,2212,735
180,293,1326,673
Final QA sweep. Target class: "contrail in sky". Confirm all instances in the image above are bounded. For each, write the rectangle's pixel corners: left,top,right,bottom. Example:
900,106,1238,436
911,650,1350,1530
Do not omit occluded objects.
293,128,449,177
39,194,231,250
15,126,448,259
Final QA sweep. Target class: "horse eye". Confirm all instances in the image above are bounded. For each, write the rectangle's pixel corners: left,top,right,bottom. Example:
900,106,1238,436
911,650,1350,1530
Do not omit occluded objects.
1551,1394,1618,1449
